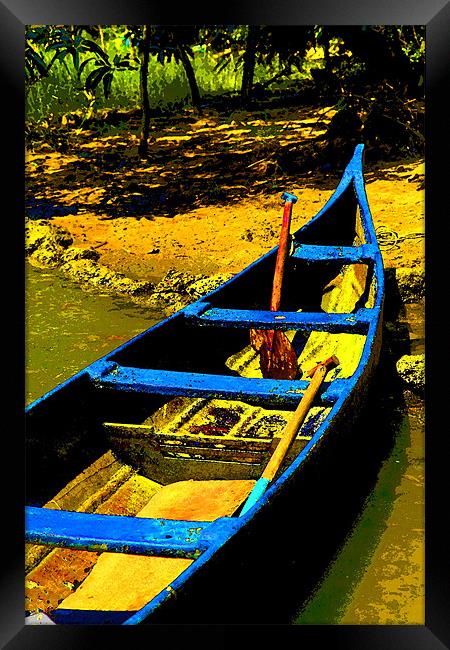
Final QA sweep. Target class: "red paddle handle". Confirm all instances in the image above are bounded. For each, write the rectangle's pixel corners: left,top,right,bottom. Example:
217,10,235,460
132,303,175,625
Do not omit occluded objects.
270,193,297,312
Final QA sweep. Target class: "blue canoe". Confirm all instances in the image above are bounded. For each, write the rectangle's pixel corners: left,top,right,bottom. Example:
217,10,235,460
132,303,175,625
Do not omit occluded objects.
25,143,384,625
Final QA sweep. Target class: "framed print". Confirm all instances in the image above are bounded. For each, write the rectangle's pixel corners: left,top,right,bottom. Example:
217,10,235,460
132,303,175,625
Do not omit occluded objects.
1,0,447,647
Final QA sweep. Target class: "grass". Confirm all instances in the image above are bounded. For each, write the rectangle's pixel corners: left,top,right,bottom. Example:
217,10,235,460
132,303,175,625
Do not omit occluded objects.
26,36,315,124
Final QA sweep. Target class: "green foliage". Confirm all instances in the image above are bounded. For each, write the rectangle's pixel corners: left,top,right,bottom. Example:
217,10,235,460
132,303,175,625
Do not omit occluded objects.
26,25,320,123
25,24,425,127
202,26,311,85
25,26,52,83
397,26,425,64
26,28,240,122
25,25,137,117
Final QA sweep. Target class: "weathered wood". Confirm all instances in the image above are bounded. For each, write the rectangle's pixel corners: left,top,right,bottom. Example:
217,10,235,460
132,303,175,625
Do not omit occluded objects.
250,193,298,379
25,451,133,573
54,481,255,617
193,308,374,333
270,194,297,312
262,358,338,482
240,356,339,516
160,445,265,464
26,473,162,614
104,422,275,451
104,421,313,472
89,363,344,406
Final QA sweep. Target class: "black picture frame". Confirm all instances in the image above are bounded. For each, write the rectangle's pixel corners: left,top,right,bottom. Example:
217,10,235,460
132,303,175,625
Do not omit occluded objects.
2,1,448,647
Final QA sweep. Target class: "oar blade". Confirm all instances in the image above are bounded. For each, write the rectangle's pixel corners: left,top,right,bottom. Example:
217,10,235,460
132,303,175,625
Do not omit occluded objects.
249,328,266,352
259,331,298,380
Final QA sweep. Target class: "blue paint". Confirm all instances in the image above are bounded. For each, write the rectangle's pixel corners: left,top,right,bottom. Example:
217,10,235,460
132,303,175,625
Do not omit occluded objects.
239,477,270,516
291,243,376,263
182,301,212,318
87,362,346,405
51,609,137,625
191,307,375,333
281,191,298,204
25,506,238,559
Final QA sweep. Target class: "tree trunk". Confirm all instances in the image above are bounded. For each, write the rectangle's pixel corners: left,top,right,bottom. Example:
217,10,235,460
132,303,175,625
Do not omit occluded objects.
99,26,105,51
177,43,202,113
241,25,258,105
323,35,331,71
138,25,151,157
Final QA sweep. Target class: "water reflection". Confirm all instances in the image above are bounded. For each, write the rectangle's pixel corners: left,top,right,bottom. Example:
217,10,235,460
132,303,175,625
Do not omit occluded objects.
25,264,164,404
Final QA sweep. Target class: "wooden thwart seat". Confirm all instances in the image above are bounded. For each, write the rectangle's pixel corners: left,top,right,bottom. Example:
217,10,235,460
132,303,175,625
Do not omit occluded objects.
103,420,312,483
186,306,374,333
88,362,344,406
291,242,376,263
104,423,276,462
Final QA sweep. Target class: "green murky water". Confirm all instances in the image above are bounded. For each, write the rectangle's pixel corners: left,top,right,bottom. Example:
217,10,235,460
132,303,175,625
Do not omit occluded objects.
293,404,424,624
25,263,165,405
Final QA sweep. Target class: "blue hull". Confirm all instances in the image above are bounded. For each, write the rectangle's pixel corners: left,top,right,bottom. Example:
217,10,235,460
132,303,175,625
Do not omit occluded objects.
25,144,384,624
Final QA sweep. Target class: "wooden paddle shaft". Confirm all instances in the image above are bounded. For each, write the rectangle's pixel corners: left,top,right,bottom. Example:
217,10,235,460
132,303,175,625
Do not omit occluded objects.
270,199,295,312
261,363,331,482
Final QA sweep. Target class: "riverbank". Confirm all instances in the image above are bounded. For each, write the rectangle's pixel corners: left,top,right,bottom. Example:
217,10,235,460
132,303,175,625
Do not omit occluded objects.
26,154,424,278
25,154,424,311
25,102,424,287
25,148,425,393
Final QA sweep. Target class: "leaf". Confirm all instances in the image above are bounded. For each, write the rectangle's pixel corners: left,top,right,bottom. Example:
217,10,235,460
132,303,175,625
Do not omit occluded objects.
80,39,110,64
214,58,230,74
102,71,114,99
71,46,80,72
55,50,70,62
83,89,96,102
116,60,135,69
26,49,48,77
79,56,96,73
46,41,68,52
85,65,109,91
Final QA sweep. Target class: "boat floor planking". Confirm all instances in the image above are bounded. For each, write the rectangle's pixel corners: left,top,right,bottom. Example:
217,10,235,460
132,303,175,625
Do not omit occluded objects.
26,464,254,620
25,450,163,613
52,479,255,622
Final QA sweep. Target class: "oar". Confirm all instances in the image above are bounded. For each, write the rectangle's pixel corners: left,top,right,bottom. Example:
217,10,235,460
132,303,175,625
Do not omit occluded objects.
239,354,340,516
250,192,299,380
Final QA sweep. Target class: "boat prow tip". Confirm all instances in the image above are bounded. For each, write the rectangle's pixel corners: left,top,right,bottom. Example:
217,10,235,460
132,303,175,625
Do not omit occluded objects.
345,143,366,176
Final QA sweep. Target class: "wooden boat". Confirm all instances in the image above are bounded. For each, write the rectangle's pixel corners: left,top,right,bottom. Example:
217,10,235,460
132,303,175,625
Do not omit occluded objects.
25,143,384,625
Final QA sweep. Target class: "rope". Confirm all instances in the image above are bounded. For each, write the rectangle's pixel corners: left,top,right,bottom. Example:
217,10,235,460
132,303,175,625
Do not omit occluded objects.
375,225,424,252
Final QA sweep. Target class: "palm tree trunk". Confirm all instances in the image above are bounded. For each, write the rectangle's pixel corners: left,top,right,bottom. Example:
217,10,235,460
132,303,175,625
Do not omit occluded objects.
138,25,151,157
241,25,258,105
177,43,202,113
